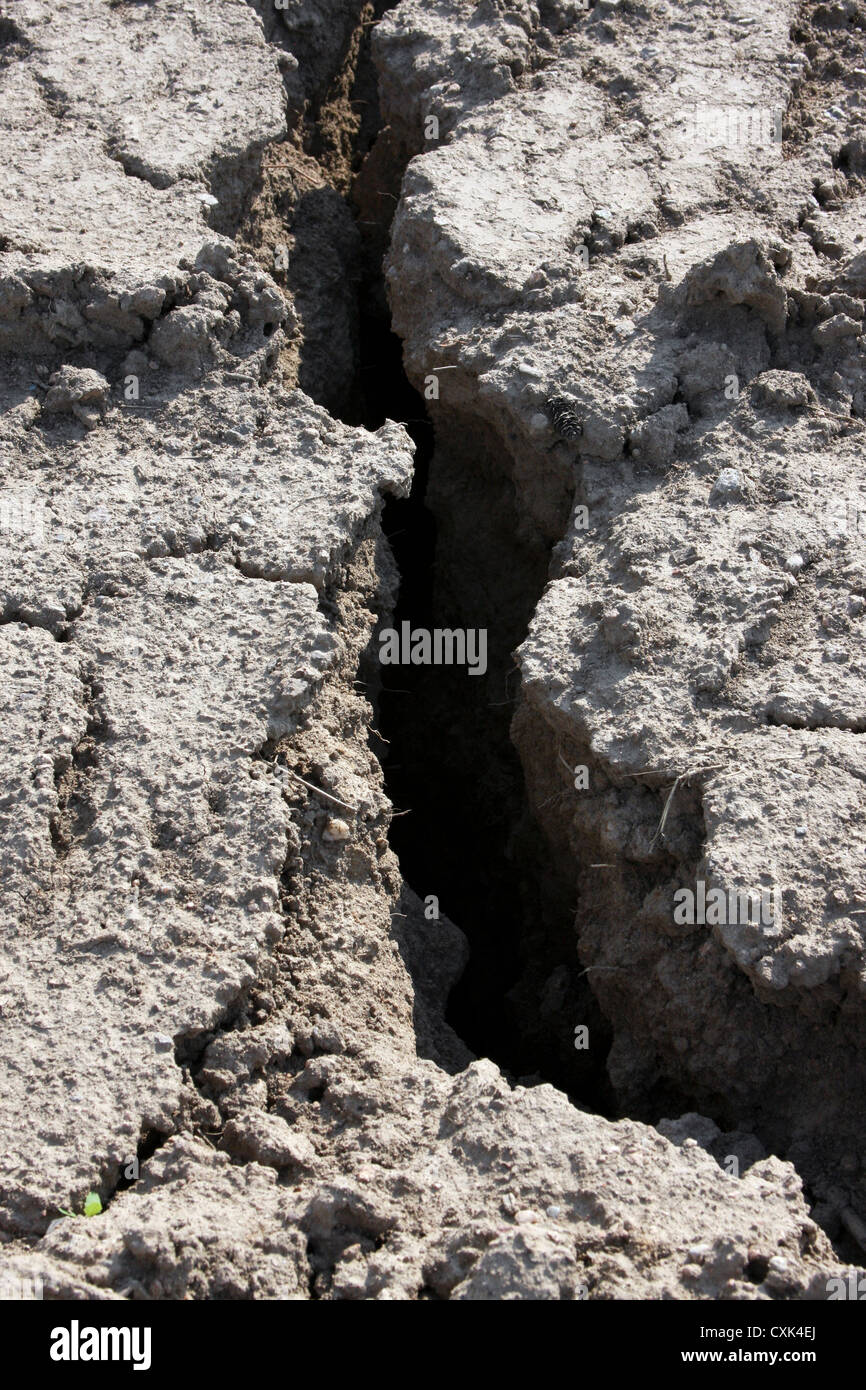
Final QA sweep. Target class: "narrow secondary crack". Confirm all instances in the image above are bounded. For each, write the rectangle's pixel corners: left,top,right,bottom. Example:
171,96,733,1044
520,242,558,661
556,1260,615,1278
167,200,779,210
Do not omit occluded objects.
766,710,866,733
49,669,108,860
0,610,75,639
99,1125,174,1217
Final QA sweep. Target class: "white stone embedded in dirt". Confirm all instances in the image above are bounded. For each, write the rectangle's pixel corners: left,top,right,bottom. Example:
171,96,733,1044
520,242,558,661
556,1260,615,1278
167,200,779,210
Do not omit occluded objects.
323,818,352,843
710,467,744,501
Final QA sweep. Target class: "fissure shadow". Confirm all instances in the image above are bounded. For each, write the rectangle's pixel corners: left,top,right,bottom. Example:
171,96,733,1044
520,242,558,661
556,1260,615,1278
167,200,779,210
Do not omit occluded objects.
356,310,613,1111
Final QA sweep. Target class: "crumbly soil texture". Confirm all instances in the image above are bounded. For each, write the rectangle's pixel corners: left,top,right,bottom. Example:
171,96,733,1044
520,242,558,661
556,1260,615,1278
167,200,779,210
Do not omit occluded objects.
1,0,866,1302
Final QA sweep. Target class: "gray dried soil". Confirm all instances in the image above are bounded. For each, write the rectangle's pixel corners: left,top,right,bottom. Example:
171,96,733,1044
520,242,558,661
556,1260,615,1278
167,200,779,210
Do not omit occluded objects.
0,0,864,1301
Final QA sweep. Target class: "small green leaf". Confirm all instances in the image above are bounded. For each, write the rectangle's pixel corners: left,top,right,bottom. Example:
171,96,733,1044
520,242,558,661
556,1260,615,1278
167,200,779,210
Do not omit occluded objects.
83,1191,102,1217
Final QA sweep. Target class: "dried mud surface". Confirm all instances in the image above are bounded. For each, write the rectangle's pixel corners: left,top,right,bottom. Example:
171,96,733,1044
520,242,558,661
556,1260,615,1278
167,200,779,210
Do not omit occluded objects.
0,0,865,1301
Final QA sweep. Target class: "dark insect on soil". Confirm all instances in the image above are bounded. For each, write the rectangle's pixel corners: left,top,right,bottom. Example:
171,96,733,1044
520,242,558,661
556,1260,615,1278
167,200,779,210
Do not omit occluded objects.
546,395,582,440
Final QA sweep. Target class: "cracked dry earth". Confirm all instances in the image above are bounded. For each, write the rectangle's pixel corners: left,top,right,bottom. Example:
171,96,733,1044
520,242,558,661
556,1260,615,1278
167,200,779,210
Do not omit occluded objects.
2,0,866,1304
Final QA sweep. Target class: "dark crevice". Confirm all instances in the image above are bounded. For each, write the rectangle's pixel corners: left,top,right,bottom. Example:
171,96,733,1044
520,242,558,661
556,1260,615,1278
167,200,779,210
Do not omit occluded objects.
349,215,613,1111
105,1126,172,1207
233,2,614,1098
224,0,621,1124
226,5,618,1111
49,672,109,859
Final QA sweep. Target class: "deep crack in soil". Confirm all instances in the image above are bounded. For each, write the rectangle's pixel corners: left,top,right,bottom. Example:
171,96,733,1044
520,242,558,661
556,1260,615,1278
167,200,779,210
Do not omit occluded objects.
230,0,617,1111
78,0,862,1261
